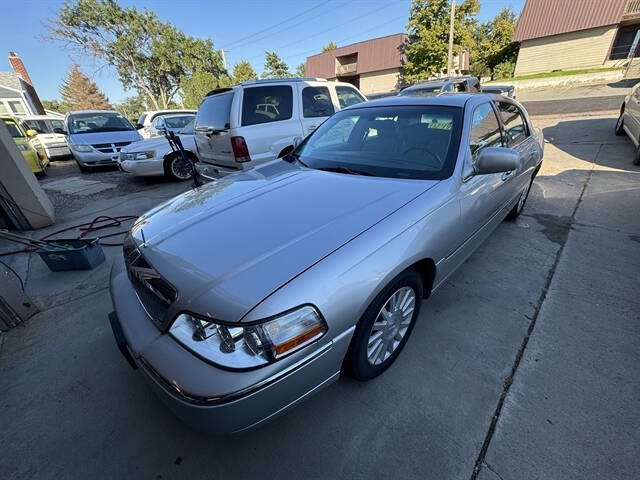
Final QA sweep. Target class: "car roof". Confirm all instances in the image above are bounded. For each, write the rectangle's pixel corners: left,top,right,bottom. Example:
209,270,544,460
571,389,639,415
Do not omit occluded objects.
344,93,481,110
157,113,196,119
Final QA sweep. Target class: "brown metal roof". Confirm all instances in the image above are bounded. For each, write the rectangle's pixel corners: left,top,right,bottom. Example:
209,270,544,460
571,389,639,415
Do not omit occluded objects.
513,0,627,42
306,33,407,78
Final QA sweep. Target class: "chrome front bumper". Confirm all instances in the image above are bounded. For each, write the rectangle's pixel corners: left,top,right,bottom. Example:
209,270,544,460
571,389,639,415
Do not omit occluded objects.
109,257,351,434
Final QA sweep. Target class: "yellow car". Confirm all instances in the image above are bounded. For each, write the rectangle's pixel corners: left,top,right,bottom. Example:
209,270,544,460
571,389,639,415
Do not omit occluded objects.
0,115,48,174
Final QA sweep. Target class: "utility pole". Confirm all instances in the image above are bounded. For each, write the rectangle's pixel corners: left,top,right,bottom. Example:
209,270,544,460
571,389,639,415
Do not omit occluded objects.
447,0,456,76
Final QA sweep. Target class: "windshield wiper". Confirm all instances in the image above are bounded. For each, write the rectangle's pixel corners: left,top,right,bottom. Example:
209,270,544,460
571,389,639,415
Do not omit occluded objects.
315,166,373,176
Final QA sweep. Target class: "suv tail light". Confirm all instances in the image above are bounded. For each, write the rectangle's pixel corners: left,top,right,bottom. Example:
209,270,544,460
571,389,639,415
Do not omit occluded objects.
230,136,251,163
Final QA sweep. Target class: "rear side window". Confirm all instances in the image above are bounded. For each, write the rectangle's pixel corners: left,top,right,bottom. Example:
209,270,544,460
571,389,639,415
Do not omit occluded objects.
335,86,365,109
497,102,528,146
242,86,293,126
196,92,234,131
302,86,335,118
470,102,503,157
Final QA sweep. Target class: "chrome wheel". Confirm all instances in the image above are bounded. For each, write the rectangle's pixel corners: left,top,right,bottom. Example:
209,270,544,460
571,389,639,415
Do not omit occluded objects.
171,156,193,180
366,286,416,366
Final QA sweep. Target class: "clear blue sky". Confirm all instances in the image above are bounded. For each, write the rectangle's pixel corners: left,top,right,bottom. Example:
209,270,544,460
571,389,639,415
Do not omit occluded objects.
0,0,525,104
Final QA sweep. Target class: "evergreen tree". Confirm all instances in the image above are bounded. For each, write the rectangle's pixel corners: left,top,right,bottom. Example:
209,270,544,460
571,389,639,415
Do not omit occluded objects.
261,52,291,79
59,64,112,110
322,41,338,52
232,60,258,84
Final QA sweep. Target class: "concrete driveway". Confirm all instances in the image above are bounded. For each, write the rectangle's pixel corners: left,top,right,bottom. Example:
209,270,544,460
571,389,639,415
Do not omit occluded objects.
1,114,638,480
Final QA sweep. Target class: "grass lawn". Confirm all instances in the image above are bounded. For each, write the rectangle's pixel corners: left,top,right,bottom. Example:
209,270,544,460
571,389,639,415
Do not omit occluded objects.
487,67,623,83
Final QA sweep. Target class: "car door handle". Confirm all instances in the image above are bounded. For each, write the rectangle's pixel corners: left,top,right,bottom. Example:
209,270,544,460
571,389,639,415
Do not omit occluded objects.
501,170,514,181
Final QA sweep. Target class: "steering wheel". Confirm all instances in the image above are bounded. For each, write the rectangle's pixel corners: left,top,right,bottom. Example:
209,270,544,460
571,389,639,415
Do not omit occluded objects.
402,147,442,168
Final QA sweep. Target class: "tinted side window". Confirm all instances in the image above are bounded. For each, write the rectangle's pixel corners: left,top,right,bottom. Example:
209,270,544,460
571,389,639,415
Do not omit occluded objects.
470,102,503,157
302,86,335,118
195,92,234,131
497,102,528,146
335,86,365,109
454,82,466,92
242,86,293,126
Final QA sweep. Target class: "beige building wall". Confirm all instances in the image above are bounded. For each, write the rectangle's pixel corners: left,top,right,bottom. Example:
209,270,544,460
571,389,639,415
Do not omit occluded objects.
514,25,618,76
359,68,401,95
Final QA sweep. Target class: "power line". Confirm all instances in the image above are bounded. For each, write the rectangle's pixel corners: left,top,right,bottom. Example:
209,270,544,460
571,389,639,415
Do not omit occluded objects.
219,2,331,50
242,1,403,64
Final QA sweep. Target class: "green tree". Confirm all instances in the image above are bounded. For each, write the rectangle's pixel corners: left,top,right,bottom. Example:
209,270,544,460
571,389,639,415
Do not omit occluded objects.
115,95,147,124
470,7,519,79
232,60,258,84
59,64,112,110
48,0,227,110
322,41,338,52
180,70,232,109
401,0,480,84
295,63,306,77
41,99,71,114
261,51,290,79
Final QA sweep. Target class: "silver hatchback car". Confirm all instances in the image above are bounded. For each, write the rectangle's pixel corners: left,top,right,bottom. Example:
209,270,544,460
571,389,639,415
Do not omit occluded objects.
109,94,543,434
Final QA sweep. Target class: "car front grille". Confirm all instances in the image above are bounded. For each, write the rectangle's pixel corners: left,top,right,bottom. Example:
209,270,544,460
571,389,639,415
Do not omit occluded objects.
124,242,177,331
92,141,132,154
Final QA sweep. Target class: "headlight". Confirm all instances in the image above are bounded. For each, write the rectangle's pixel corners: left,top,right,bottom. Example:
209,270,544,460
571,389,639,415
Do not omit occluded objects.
169,306,327,369
70,144,92,152
121,151,155,161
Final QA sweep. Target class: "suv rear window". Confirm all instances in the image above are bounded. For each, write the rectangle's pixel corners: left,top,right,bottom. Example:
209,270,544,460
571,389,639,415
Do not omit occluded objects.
196,92,234,131
302,86,334,118
242,86,293,126
335,86,365,109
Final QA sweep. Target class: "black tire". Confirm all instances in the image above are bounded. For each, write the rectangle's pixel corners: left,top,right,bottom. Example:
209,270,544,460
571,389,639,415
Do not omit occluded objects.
76,160,89,173
164,152,196,181
615,109,625,136
344,269,423,381
506,173,535,220
635,143,640,166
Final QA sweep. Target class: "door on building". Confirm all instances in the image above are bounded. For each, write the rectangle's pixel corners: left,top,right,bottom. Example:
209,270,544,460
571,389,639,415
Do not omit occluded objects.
337,75,360,89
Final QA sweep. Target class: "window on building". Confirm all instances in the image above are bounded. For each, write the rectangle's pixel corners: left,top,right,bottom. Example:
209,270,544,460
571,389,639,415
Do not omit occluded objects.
610,26,640,60
302,86,334,118
7,100,26,114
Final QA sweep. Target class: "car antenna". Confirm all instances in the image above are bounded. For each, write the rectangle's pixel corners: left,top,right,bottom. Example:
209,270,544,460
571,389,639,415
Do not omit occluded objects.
165,130,203,189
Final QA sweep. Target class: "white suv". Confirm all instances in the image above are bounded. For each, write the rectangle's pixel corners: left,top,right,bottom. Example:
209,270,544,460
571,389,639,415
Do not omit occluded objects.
193,78,367,177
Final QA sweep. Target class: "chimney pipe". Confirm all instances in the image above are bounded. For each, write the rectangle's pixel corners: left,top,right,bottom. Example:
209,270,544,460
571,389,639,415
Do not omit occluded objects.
8,52,45,115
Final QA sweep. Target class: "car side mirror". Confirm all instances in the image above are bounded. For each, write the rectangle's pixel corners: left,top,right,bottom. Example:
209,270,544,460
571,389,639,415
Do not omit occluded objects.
26,129,38,137
473,147,520,175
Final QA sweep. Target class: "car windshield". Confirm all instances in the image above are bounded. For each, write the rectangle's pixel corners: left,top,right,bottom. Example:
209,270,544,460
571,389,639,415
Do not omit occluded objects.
67,112,134,134
23,119,50,133
295,105,462,180
179,119,195,135
1,119,24,138
403,86,442,97
164,115,195,129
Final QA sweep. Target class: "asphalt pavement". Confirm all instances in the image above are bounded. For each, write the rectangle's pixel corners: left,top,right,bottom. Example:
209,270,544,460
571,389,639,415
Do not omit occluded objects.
0,112,639,479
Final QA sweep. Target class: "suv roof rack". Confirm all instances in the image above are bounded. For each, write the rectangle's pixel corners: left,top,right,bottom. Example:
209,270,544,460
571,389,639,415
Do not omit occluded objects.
239,77,328,86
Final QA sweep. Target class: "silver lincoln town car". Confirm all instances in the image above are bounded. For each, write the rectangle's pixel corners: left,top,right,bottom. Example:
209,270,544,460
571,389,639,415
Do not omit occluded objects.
109,94,543,434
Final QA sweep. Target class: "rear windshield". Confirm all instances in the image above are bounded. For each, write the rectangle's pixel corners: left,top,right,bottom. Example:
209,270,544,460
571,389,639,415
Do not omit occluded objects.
402,86,442,96
67,112,134,134
196,92,233,131
165,115,195,129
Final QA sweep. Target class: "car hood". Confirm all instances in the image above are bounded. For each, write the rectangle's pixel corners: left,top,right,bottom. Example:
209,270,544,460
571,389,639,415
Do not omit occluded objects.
68,130,142,145
120,134,193,154
131,161,438,322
